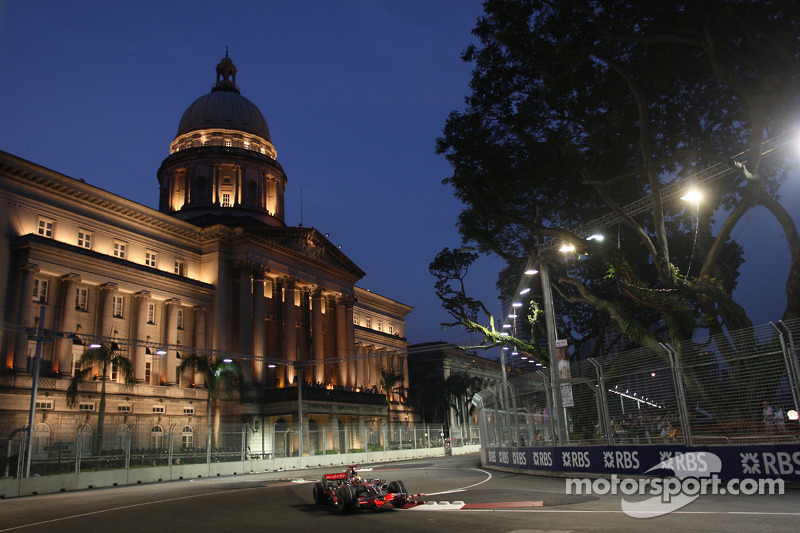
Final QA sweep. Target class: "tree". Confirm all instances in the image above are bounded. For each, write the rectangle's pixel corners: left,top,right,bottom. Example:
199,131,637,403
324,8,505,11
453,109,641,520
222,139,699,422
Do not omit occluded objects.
66,343,134,453
445,372,483,428
435,0,800,356
178,354,242,446
378,366,407,435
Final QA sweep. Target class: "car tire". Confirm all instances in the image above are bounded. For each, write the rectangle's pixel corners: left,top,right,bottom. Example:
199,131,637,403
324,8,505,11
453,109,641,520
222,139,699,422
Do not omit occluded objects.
336,485,355,512
387,480,407,507
313,482,326,504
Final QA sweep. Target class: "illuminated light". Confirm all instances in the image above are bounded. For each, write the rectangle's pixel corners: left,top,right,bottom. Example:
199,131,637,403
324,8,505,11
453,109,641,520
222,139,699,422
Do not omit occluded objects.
587,234,604,241
512,302,523,308
559,244,576,253
651,372,656,377
681,189,702,203
156,349,167,356
89,343,101,349
508,314,517,319
511,351,518,356
502,324,512,329
267,364,276,368
520,356,527,360
519,288,531,295
524,269,539,275
223,358,233,363
502,346,509,350
787,410,798,421
500,332,509,336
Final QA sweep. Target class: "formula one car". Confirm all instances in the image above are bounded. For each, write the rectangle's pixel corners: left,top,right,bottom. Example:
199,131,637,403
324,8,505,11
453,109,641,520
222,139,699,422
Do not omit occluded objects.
312,465,408,513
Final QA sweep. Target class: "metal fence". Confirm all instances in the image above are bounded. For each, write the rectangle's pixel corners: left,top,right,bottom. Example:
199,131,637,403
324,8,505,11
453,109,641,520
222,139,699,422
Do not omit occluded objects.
473,319,800,447
1,422,479,479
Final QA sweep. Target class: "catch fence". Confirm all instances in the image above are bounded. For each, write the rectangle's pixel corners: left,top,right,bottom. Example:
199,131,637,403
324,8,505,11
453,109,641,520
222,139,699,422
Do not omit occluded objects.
473,319,800,448
1,422,479,479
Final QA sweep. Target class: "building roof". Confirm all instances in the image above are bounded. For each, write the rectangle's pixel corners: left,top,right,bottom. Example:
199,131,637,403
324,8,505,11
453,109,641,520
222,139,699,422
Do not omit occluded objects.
176,53,271,141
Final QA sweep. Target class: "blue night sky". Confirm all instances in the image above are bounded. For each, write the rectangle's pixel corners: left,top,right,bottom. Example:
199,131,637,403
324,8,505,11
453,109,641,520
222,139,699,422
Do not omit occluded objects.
1,1,797,348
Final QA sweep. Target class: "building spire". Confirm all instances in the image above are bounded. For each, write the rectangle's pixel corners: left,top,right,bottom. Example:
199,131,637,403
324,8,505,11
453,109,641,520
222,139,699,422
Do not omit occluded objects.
213,49,239,93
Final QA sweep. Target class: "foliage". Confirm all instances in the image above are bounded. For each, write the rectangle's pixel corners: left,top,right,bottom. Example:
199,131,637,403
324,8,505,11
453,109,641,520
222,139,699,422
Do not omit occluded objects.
378,366,407,429
179,353,243,434
434,0,800,357
66,343,135,452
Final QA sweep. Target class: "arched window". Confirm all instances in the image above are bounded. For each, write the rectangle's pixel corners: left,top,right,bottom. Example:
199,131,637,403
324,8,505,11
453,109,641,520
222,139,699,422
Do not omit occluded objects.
151,425,164,450
32,423,50,455
116,424,129,450
181,425,194,449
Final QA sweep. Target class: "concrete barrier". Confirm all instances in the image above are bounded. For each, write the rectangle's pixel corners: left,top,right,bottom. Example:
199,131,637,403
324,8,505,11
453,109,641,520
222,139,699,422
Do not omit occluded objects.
0,445,480,499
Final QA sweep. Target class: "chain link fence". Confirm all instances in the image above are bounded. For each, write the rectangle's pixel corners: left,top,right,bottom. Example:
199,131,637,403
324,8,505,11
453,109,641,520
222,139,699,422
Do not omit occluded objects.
1,422,479,479
474,319,800,447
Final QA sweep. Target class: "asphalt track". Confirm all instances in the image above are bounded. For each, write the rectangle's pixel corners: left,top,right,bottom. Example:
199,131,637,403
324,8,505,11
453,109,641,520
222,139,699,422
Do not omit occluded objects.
1,454,799,532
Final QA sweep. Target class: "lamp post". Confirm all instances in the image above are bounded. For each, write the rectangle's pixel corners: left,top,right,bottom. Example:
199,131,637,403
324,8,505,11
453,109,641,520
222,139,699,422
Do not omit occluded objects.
538,261,568,444
24,305,47,478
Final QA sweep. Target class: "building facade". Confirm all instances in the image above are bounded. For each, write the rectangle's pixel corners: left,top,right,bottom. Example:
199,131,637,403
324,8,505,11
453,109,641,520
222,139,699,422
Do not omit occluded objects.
0,54,413,458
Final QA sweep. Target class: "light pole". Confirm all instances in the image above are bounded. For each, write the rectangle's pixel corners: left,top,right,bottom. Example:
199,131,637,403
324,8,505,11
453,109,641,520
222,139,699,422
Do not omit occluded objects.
538,261,568,443
24,305,47,478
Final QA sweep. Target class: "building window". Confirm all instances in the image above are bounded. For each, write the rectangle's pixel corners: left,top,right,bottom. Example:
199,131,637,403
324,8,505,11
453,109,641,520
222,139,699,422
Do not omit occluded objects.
33,279,49,303
353,315,359,326
366,317,371,328
152,405,165,414
35,400,54,410
221,192,232,207
145,250,157,268
111,362,118,382
37,217,54,238
113,295,124,318
177,309,184,330
183,406,195,415
388,324,394,335
75,287,88,311
77,230,92,249
181,426,194,449
78,403,96,411
147,302,156,324
151,425,164,449
224,139,232,147
113,240,127,259
118,405,132,413
145,362,151,383
377,321,383,332
203,140,210,146
243,141,250,150
174,260,187,276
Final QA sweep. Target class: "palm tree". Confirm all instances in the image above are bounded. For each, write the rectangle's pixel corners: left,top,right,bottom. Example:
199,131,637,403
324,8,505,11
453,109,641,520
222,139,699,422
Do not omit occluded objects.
445,372,482,429
378,366,407,437
178,353,242,446
66,343,134,454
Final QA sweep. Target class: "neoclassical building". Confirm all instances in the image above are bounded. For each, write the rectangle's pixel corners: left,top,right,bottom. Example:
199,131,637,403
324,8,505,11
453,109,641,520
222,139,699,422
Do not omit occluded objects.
0,54,413,458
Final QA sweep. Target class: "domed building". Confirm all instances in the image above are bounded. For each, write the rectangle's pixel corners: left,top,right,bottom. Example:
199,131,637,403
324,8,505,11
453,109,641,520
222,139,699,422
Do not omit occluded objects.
0,54,414,462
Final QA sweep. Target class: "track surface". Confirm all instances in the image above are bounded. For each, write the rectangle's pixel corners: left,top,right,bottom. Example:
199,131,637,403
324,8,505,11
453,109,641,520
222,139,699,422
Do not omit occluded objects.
1,454,799,532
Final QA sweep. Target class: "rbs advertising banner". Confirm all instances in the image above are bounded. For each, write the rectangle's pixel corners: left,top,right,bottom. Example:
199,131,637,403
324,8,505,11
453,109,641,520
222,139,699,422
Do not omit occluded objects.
485,444,800,482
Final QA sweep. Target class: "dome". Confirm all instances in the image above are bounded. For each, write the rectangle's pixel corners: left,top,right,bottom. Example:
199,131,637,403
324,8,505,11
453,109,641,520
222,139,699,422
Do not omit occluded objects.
176,54,271,141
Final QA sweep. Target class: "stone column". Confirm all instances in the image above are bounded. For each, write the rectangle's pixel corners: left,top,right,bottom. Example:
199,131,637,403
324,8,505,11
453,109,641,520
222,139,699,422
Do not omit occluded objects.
330,415,340,453
252,266,268,386
132,291,151,383
343,296,355,386
54,273,80,375
283,277,297,385
272,278,284,386
193,305,207,387
13,264,40,372
300,288,311,385
311,286,325,384
335,296,348,387
234,262,254,362
164,298,181,385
